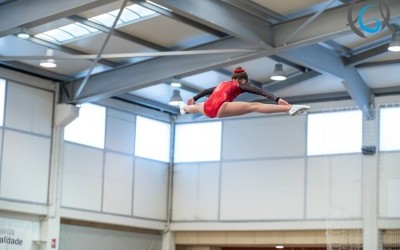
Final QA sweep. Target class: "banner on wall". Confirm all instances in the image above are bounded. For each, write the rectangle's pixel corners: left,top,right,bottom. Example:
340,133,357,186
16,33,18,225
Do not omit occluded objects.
0,218,32,250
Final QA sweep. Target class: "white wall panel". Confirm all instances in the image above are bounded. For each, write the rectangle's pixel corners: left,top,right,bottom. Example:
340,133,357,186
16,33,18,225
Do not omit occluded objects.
220,159,305,220
222,116,306,160
105,109,135,154
307,155,362,219
0,130,50,203
172,163,219,221
378,152,400,217
103,152,134,215
306,157,330,219
133,158,168,220
62,143,103,211
5,82,53,135
60,224,161,250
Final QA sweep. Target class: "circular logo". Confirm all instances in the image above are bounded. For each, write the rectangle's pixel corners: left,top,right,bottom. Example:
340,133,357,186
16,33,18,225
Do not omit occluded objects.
347,0,391,38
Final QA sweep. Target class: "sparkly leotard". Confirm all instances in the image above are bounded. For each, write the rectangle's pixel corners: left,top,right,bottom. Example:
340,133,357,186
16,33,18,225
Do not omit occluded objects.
193,80,279,118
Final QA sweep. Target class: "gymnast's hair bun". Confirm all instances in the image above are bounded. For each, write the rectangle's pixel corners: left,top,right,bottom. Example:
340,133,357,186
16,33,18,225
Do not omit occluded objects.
233,66,245,73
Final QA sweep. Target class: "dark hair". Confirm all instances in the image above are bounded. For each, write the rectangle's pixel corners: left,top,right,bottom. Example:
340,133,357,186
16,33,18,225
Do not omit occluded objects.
232,66,248,83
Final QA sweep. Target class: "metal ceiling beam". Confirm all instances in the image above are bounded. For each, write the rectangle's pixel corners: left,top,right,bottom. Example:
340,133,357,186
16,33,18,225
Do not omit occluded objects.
0,0,118,38
280,45,374,119
272,0,400,48
146,0,273,48
68,15,169,52
236,70,321,102
57,0,400,110
320,40,352,57
276,91,352,104
130,0,227,38
221,0,287,24
344,43,390,66
214,68,264,88
0,61,72,82
23,36,120,68
269,55,307,72
59,37,272,104
357,58,400,68
113,93,179,114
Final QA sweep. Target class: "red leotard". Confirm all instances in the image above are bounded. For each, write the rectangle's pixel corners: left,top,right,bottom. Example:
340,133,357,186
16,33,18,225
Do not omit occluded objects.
192,80,279,119
203,80,242,118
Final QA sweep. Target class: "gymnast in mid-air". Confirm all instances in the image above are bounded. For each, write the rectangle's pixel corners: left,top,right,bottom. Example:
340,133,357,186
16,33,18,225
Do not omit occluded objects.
179,66,310,118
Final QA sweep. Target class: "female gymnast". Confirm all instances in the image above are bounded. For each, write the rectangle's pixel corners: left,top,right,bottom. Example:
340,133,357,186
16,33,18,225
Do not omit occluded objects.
178,66,310,118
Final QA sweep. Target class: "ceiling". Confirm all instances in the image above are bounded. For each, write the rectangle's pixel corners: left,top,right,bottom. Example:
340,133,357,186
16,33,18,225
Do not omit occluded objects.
0,0,399,118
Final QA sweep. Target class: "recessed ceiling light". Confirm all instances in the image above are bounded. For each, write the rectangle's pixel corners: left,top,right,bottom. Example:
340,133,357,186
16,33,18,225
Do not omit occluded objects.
17,30,30,39
40,59,57,68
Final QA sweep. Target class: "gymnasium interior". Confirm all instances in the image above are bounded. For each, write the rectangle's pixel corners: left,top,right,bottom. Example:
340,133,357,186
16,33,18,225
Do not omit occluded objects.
0,0,399,249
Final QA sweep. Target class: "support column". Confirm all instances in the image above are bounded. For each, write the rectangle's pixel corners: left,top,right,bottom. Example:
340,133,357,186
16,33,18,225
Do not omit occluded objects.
362,117,379,250
162,231,176,250
39,102,79,250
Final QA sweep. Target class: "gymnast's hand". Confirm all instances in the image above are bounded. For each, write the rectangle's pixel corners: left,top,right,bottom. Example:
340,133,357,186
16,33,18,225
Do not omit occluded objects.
187,98,195,105
278,98,289,106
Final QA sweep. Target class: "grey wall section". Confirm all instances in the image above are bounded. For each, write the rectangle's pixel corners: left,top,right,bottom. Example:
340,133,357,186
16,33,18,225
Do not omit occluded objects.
59,224,162,250
0,80,54,205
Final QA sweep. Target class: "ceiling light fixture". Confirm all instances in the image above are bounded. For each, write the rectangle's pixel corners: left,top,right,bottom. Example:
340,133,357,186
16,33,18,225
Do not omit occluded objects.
40,49,57,68
170,79,182,88
168,89,183,106
17,29,30,39
275,246,284,249
271,63,287,81
388,25,400,52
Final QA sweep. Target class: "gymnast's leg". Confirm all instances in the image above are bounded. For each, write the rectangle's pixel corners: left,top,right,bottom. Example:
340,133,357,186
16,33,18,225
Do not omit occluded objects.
216,101,291,118
179,102,205,115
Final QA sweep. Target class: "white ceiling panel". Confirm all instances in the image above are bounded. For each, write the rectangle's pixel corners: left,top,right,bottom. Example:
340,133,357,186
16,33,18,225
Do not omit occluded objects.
360,50,400,63
251,0,334,16
181,71,228,90
118,15,219,49
273,74,345,97
0,36,46,56
333,29,392,50
78,0,129,18
358,64,400,89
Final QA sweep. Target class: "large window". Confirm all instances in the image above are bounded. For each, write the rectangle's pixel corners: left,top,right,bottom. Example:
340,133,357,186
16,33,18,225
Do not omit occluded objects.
307,110,362,156
135,116,170,162
380,107,400,151
64,103,106,148
0,79,5,126
174,122,222,162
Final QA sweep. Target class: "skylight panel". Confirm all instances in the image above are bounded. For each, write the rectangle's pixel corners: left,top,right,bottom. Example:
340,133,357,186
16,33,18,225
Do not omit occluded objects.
109,8,140,22
40,29,74,43
33,4,156,45
60,23,91,37
34,22,100,44
34,33,59,43
127,4,158,17
89,13,123,27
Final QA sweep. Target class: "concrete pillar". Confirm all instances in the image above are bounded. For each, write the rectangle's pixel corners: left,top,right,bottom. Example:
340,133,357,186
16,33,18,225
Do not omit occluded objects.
162,231,176,250
39,103,79,250
362,117,379,250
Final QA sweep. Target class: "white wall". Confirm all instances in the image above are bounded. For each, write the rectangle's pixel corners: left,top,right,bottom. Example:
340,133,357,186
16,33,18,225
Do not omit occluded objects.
171,97,400,231
61,107,169,230
0,79,54,206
